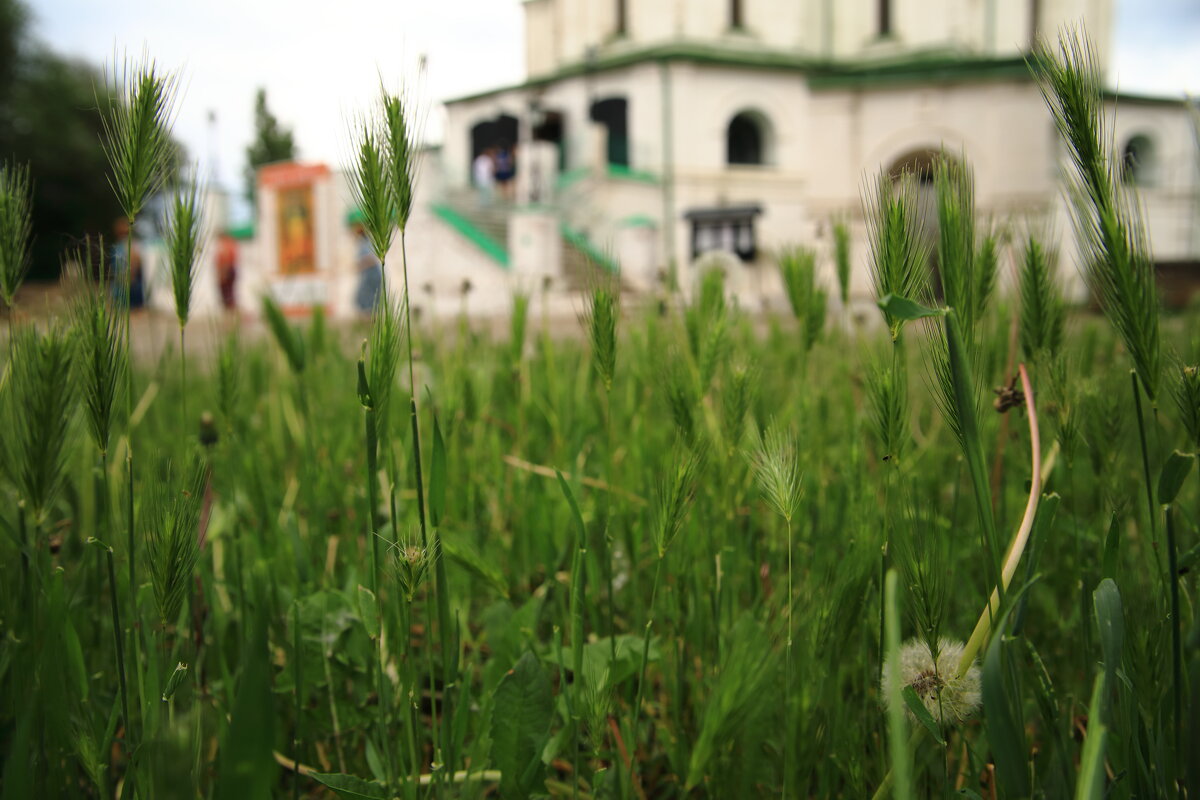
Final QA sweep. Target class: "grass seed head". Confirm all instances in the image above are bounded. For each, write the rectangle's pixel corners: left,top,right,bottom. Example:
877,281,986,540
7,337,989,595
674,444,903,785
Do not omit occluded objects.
144,459,207,627
99,56,181,222
865,172,931,339
585,280,618,391
1019,234,1066,362
0,160,33,308
778,246,827,351
747,422,803,524
380,89,416,232
66,244,126,456
164,177,205,328
1,324,77,524
1032,29,1161,399
832,217,852,305
1171,361,1200,448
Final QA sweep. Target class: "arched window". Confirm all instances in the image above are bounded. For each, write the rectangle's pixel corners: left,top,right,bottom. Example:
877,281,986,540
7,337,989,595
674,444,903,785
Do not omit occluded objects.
730,0,743,29
727,111,771,166
1122,134,1156,186
615,0,626,36
878,0,892,36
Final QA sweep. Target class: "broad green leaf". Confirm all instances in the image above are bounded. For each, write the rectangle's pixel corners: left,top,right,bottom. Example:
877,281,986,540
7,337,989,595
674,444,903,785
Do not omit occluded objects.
901,685,945,746
309,771,388,800
982,581,1038,799
1075,673,1108,800
1092,578,1123,723
214,607,277,800
162,662,189,701
491,651,553,800
1157,450,1195,506
877,293,943,323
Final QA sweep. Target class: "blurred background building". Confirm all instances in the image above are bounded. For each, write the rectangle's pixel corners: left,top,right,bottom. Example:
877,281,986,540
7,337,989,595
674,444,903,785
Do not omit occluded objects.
425,0,1198,318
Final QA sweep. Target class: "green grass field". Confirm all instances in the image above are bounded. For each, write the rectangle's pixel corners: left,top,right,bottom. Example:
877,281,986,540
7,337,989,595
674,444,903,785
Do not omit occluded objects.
1,32,1199,800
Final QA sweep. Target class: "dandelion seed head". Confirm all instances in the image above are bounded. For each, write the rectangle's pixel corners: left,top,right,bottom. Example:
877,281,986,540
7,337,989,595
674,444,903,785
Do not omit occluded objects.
881,637,980,726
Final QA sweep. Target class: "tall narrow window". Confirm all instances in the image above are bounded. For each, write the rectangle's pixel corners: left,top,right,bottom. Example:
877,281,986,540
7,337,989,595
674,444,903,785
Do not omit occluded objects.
615,0,627,36
878,0,892,36
731,0,743,29
1029,0,1040,47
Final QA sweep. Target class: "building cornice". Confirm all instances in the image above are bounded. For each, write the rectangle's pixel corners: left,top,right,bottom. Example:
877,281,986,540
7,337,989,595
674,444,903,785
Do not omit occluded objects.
443,42,1187,109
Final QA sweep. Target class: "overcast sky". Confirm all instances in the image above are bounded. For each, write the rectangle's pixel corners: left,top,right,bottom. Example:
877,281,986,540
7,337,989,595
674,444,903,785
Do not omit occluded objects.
26,0,1200,207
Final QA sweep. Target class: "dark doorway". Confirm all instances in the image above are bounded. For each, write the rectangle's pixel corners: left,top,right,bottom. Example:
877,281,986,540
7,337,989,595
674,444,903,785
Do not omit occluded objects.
469,113,519,183
589,97,629,167
532,110,567,172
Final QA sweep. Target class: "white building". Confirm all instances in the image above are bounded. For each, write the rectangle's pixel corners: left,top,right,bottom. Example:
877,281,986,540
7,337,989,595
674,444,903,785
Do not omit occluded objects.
429,0,1199,311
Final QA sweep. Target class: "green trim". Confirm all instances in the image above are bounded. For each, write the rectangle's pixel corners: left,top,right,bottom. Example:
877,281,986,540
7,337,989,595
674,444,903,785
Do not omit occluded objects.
444,43,1047,105
560,224,619,274
807,54,1030,89
617,214,657,229
431,203,510,269
555,164,659,191
1102,89,1187,108
446,41,829,104
607,164,659,183
555,166,591,191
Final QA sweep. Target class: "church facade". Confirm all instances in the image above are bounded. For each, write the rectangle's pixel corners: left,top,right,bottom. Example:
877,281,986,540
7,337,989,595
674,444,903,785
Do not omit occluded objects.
432,0,1198,309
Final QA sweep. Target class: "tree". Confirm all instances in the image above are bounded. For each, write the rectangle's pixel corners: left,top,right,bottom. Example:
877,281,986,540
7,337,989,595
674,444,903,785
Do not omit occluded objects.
0,0,124,281
244,88,295,202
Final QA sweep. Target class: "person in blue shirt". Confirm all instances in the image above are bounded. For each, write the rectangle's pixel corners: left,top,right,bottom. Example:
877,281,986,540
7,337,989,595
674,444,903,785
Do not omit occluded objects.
110,218,145,309
354,224,383,313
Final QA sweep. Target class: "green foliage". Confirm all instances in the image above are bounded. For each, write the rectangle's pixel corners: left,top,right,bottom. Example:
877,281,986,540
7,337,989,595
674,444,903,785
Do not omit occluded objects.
778,245,827,351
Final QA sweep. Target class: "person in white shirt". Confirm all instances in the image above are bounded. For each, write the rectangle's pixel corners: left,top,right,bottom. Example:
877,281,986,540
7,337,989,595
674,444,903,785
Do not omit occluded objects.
473,148,495,205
